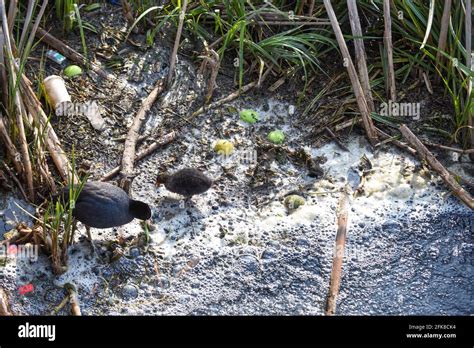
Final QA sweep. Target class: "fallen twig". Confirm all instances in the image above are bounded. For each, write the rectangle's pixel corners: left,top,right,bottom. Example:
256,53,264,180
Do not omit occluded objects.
334,117,359,132
376,127,416,155
64,283,81,316
400,124,474,209
326,188,349,315
423,141,474,155
0,113,23,175
0,287,13,316
422,72,433,94
102,131,177,181
120,79,166,193
50,294,70,315
1,162,28,201
190,67,272,119
190,81,257,118
325,127,349,151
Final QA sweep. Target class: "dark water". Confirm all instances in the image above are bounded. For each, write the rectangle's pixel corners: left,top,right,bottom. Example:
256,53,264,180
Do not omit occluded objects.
0,194,35,238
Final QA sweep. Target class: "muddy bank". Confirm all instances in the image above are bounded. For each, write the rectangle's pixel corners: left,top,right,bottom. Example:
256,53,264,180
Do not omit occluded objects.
1,127,472,315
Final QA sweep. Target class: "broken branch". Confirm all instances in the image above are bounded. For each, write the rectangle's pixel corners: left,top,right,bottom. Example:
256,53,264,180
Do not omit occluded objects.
326,189,349,315
64,283,81,316
399,124,474,210
120,79,166,192
103,131,177,182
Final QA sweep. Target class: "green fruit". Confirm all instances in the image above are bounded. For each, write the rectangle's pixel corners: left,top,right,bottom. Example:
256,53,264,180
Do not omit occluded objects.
214,139,234,156
284,195,305,211
64,65,82,78
239,109,259,124
268,130,285,144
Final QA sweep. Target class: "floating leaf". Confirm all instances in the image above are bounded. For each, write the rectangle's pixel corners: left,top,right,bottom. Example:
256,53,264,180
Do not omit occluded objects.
239,109,259,124
284,195,305,211
63,65,82,78
214,139,234,156
268,130,285,144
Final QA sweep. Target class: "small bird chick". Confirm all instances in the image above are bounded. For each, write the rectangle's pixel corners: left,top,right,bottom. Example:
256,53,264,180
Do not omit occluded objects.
156,168,213,199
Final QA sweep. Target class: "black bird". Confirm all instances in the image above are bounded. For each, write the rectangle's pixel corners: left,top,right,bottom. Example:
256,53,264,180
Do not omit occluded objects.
156,168,212,235
156,168,213,198
59,181,151,241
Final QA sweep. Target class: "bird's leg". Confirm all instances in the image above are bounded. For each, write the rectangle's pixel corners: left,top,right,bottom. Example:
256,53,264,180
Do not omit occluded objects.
86,226,92,241
85,226,97,256
188,213,196,238
185,197,196,237
186,196,196,209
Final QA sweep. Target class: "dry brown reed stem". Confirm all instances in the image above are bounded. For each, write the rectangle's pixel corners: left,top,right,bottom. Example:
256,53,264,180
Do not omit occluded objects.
325,189,349,315
347,0,374,112
434,0,451,84
103,131,177,182
0,28,7,107
190,65,273,119
0,287,13,316
0,0,34,200
464,0,473,159
167,0,188,87
400,124,474,210
383,0,396,101
120,79,165,193
20,75,74,185
64,283,81,316
323,0,378,145
0,113,24,175
6,0,16,39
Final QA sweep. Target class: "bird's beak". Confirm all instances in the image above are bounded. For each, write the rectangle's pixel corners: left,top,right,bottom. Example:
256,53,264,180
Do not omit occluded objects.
155,177,163,187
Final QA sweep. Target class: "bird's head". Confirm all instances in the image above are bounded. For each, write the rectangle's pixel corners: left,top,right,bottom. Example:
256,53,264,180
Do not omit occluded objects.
129,200,152,221
155,173,169,187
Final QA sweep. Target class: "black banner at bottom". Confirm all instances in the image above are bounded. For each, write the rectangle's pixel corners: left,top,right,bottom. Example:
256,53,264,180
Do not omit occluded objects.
0,316,471,346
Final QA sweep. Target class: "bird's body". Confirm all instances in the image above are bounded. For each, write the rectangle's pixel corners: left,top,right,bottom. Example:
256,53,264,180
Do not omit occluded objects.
158,168,212,198
60,182,151,229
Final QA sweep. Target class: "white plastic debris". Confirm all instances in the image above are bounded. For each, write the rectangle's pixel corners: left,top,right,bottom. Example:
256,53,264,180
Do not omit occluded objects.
43,75,71,112
83,101,105,131
288,104,295,115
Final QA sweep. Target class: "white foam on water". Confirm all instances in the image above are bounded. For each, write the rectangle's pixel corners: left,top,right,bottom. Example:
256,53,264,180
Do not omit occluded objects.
3,96,472,315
